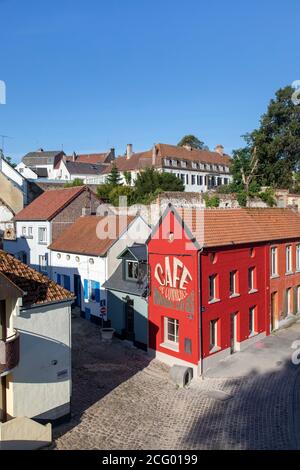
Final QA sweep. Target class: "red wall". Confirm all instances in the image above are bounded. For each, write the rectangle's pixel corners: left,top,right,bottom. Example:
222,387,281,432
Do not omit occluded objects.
269,239,300,323
148,211,200,365
200,244,270,360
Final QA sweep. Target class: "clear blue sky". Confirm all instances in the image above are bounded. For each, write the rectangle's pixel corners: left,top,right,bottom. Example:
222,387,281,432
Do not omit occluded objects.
0,0,299,162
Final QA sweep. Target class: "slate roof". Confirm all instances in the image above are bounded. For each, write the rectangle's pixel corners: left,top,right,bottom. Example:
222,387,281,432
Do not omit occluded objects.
15,186,87,221
172,207,300,248
22,150,65,167
117,244,147,262
103,262,148,297
0,250,74,308
49,214,136,256
101,143,231,174
64,160,104,175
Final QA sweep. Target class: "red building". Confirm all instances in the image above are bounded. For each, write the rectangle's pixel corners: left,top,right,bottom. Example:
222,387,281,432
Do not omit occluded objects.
147,206,300,375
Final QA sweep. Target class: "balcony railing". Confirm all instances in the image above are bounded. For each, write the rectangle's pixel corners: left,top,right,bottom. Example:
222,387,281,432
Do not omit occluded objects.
0,331,20,375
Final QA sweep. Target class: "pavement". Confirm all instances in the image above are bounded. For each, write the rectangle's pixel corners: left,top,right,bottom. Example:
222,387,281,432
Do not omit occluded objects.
53,315,300,450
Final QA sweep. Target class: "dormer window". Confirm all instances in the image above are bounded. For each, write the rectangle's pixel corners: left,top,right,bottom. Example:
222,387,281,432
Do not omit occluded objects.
192,162,197,169
172,160,178,167
181,161,187,168
126,260,139,281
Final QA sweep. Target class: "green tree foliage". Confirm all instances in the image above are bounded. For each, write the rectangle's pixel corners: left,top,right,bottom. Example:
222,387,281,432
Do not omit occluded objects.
96,184,113,201
108,186,136,206
106,163,123,186
177,134,208,150
134,168,184,199
246,85,300,189
64,178,84,188
204,194,220,208
123,171,132,186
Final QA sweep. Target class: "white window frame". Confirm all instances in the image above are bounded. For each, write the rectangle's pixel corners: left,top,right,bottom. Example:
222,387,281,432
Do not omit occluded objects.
297,286,300,314
230,270,238,296
286,245,292,274
287,287,293,315
271,247,278,277
126,260,139,281
39,255,47,273
28,226,33,238
296,245,300,272
21,226,26,237
38,227,47,244
162,317,179,351
249,306,256,336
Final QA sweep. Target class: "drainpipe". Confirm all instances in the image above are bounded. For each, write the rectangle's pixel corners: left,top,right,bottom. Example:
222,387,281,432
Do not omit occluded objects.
198,247,204,378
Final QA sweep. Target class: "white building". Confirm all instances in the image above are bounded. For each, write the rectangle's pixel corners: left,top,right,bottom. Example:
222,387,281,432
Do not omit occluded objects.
49,214,151,324
0,250,73,438
98,142,232,192
3,186,102,275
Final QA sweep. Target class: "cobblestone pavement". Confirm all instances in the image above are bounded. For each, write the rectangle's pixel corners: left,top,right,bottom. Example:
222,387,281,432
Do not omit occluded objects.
53,316,300,450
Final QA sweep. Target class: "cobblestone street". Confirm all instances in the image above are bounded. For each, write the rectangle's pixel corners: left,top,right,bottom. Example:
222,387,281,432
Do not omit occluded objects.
53,316,300,450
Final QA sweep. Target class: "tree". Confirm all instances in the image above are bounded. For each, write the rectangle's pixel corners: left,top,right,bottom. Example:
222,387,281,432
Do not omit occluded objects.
106,163,123,186
134,168,184,199
64,178,84,188
231,147,259,194
109,186,136,206
123,171,132,186
246,85,300,189
177,135,208,150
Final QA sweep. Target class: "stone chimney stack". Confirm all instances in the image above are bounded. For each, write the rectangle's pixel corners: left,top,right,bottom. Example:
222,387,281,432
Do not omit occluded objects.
82,189,92,216
110,148,115,159
215,144,225,156
72,152,76,162
152,144,158,166
126,144,133,160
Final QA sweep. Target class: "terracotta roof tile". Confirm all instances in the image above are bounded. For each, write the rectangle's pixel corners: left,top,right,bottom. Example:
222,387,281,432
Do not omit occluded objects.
49,214,136,256
101,143,231,174
15,186,87,221
0,250,74,307
174,207,300,248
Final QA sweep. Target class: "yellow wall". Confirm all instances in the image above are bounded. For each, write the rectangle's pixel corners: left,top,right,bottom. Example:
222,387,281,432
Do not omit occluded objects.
0,173,23,214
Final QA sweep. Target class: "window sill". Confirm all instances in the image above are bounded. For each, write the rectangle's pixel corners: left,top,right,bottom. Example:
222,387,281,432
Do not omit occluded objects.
229,293,240,299
38,242,48,246
285,272,295,276
270,274,280,279
209,345,221,354
208,298,221,305
248,289,258,294
160,341,179,353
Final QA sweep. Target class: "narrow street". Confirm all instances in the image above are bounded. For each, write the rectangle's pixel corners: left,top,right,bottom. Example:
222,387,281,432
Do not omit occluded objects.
54,316,300,450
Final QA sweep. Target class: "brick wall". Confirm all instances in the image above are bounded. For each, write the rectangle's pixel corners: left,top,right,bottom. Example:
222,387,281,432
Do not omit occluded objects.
51,189,101,241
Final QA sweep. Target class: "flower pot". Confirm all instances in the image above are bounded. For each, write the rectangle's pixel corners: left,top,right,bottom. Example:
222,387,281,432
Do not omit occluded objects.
100,328,115,341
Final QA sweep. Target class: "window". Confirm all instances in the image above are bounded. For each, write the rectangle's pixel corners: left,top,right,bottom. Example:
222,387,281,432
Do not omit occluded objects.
39,255,47,273
88,280,97,301
192,162,197,169
297,286,300,314
286,245,292,273
191,175,196,185
181,161,187,168
229,271,238,296
297,245,300,271
126,260,139,280
164,317,179,348
172,160,177,167
38,227,47,244
209,319,219,351
186,174,189,185
28,226,33,238
249,307,256,336
180,174,185,183
286,288,293,316
209,274,218,302
248,267,256,292
271,247,278,277
22,226,26,237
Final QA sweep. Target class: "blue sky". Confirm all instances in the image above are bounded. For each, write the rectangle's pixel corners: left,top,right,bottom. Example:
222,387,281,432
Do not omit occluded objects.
0,0,299,162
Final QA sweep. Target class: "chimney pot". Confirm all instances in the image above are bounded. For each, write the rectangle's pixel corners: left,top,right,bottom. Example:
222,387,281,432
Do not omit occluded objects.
215,144,225,156
152,144,158,166
127,144,133,160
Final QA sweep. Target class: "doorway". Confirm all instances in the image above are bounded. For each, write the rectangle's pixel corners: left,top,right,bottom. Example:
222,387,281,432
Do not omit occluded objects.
74,275,82,309
230,313,238,354
125,298,135,341
271,292,277,331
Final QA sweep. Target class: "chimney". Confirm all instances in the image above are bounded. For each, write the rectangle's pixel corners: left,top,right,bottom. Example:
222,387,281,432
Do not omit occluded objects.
126,144,133,160
72,152,77,162
152,144,158,166
37,148,44,152
82,189,92,216
215,144,225,156
110,148,115,159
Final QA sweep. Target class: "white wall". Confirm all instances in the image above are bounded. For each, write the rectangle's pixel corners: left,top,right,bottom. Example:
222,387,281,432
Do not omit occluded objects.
4,221,52,274
15,163,38,180
0,205,14,234
51,252,107,318
7,301,72,421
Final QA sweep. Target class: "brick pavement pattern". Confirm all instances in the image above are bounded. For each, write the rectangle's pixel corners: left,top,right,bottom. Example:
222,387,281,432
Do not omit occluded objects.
53,316,300,450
